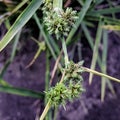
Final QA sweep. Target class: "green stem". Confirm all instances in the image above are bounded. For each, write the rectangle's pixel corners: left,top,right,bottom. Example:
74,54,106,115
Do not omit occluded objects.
62,38,69,67
89,19,103,84
45,49,51,120
53,0,63,10
83,67,120,83
53,106,58,120
39,100,51,120
10,29,22,62
45,49,50,101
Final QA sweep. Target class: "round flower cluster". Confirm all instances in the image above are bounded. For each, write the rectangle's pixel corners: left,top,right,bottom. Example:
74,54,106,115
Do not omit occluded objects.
46,61,84,107
42,0,78,39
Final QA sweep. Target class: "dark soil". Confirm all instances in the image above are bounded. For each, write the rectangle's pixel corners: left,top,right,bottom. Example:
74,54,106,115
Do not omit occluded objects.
0,25,120,120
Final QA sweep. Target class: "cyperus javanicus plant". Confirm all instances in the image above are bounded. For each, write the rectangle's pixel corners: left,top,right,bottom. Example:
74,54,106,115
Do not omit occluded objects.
39,1,120,120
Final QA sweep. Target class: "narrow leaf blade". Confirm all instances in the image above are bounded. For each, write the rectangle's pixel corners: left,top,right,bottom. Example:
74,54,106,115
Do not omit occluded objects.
0,0,43,51
0,85,44,99
89,20,103,84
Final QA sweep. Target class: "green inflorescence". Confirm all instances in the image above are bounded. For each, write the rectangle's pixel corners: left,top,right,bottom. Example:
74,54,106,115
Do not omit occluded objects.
42,0,78,39
45,61,85,107
45,82,68,106
63,61,84,83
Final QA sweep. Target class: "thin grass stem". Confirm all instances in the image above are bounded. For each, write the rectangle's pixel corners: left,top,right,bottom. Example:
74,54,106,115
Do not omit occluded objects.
83,67,120,83
62,38,69,66
39,100,51,120
45,49,51,120
89,19,103,84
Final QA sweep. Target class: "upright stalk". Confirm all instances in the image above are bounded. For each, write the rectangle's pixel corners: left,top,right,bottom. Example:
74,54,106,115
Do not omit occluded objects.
53,0,63,10
45,49,51,120
40,100,51,120
53,106,59,120
62,38,69,67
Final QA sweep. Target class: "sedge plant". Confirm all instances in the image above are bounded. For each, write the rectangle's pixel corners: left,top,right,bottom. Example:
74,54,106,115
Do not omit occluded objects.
39,0,120,120
0,0,120,120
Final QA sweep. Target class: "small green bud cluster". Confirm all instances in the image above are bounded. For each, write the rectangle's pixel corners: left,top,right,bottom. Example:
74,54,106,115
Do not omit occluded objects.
45,83,68,106
42,1,78,39
45,61,84,107
42,0,53,14
64,61,84,83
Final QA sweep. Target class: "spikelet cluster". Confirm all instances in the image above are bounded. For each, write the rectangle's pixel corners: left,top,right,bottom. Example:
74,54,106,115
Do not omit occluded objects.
42,0,78,39
46,61,85,107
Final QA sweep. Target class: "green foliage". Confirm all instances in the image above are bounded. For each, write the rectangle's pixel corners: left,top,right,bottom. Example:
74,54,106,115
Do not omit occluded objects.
0,0,43,51
0,0,120,120
0,85,44,98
